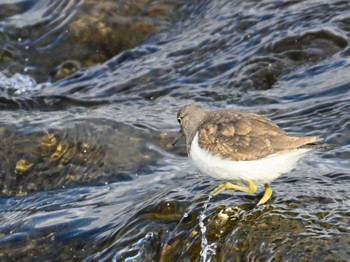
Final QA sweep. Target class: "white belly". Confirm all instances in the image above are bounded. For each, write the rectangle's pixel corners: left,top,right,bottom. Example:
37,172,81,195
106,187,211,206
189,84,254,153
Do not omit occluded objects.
189,132,311,185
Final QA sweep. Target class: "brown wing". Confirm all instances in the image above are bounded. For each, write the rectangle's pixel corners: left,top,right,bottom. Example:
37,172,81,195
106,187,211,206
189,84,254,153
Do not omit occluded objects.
198,111,322,161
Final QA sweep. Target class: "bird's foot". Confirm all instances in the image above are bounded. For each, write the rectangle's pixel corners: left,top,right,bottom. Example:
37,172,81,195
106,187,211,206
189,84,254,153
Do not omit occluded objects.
257,184,273,205
210,180,258,197
210,181,272,205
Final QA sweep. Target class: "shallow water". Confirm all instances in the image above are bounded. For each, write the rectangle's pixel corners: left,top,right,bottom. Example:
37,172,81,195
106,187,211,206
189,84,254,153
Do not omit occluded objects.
0,0,349,261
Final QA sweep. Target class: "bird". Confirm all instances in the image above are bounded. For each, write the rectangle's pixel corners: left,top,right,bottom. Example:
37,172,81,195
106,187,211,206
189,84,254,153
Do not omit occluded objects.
172,104,324,205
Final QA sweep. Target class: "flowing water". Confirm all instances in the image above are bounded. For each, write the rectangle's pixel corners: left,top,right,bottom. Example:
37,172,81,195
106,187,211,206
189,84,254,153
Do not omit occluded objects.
0,0,350,261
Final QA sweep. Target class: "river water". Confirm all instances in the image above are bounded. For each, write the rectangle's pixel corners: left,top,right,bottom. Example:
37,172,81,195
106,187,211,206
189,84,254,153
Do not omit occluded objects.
0,0,349,261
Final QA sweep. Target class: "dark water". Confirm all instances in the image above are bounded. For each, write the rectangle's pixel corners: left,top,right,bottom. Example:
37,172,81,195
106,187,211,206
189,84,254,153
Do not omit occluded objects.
0,0,350,261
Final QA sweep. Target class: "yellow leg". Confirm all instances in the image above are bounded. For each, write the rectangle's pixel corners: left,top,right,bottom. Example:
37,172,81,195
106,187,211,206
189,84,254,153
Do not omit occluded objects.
257,184,273,205
210,180,258,197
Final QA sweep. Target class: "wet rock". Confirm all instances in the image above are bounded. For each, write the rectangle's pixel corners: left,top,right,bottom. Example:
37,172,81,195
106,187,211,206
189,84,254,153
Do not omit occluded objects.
0,0,182,82
0,120,160,196
266,29,348,62
158,203,350,261
0,49,12,64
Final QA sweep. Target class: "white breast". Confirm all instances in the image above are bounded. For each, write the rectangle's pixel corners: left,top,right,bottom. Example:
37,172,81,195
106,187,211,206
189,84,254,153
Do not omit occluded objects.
189,132,311,186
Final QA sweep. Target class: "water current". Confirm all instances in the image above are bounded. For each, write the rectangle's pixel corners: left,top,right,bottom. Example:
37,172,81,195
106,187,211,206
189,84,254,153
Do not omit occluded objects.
0,0,349,261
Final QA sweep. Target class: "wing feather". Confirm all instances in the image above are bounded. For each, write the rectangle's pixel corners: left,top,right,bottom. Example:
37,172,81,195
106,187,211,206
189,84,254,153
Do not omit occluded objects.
198,111,321,161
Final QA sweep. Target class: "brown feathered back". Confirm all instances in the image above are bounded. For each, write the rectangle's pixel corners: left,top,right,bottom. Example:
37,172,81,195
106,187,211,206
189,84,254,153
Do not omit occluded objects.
177,105,323,161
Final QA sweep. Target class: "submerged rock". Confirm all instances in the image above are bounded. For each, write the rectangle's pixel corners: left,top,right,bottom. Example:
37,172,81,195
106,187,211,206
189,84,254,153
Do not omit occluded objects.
0,120,160,196
0,0,182,82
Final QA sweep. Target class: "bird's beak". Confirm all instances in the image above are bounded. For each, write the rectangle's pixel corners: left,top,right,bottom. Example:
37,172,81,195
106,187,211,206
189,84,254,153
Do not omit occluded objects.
172,129,184,147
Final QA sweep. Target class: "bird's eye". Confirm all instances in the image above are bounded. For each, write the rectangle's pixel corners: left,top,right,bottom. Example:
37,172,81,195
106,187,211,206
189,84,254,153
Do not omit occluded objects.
177,118,181,124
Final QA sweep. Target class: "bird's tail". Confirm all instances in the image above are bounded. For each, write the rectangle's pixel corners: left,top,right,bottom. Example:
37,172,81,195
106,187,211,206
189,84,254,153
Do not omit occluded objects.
297,136,334,149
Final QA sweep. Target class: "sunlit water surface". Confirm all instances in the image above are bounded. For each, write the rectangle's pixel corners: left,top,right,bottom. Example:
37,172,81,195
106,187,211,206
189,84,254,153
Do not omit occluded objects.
0,0,349,261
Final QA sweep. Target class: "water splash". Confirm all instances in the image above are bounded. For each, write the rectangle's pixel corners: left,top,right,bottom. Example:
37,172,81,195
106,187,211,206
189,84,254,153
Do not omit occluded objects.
0,72,45,95
199,195,217,262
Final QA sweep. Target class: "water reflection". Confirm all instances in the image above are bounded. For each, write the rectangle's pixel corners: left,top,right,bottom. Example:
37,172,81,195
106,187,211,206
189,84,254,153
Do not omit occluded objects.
0,0,349,261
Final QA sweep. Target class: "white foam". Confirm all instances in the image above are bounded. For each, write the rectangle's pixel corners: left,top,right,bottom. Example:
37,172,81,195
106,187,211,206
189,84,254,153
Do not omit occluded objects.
0,72,45,95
